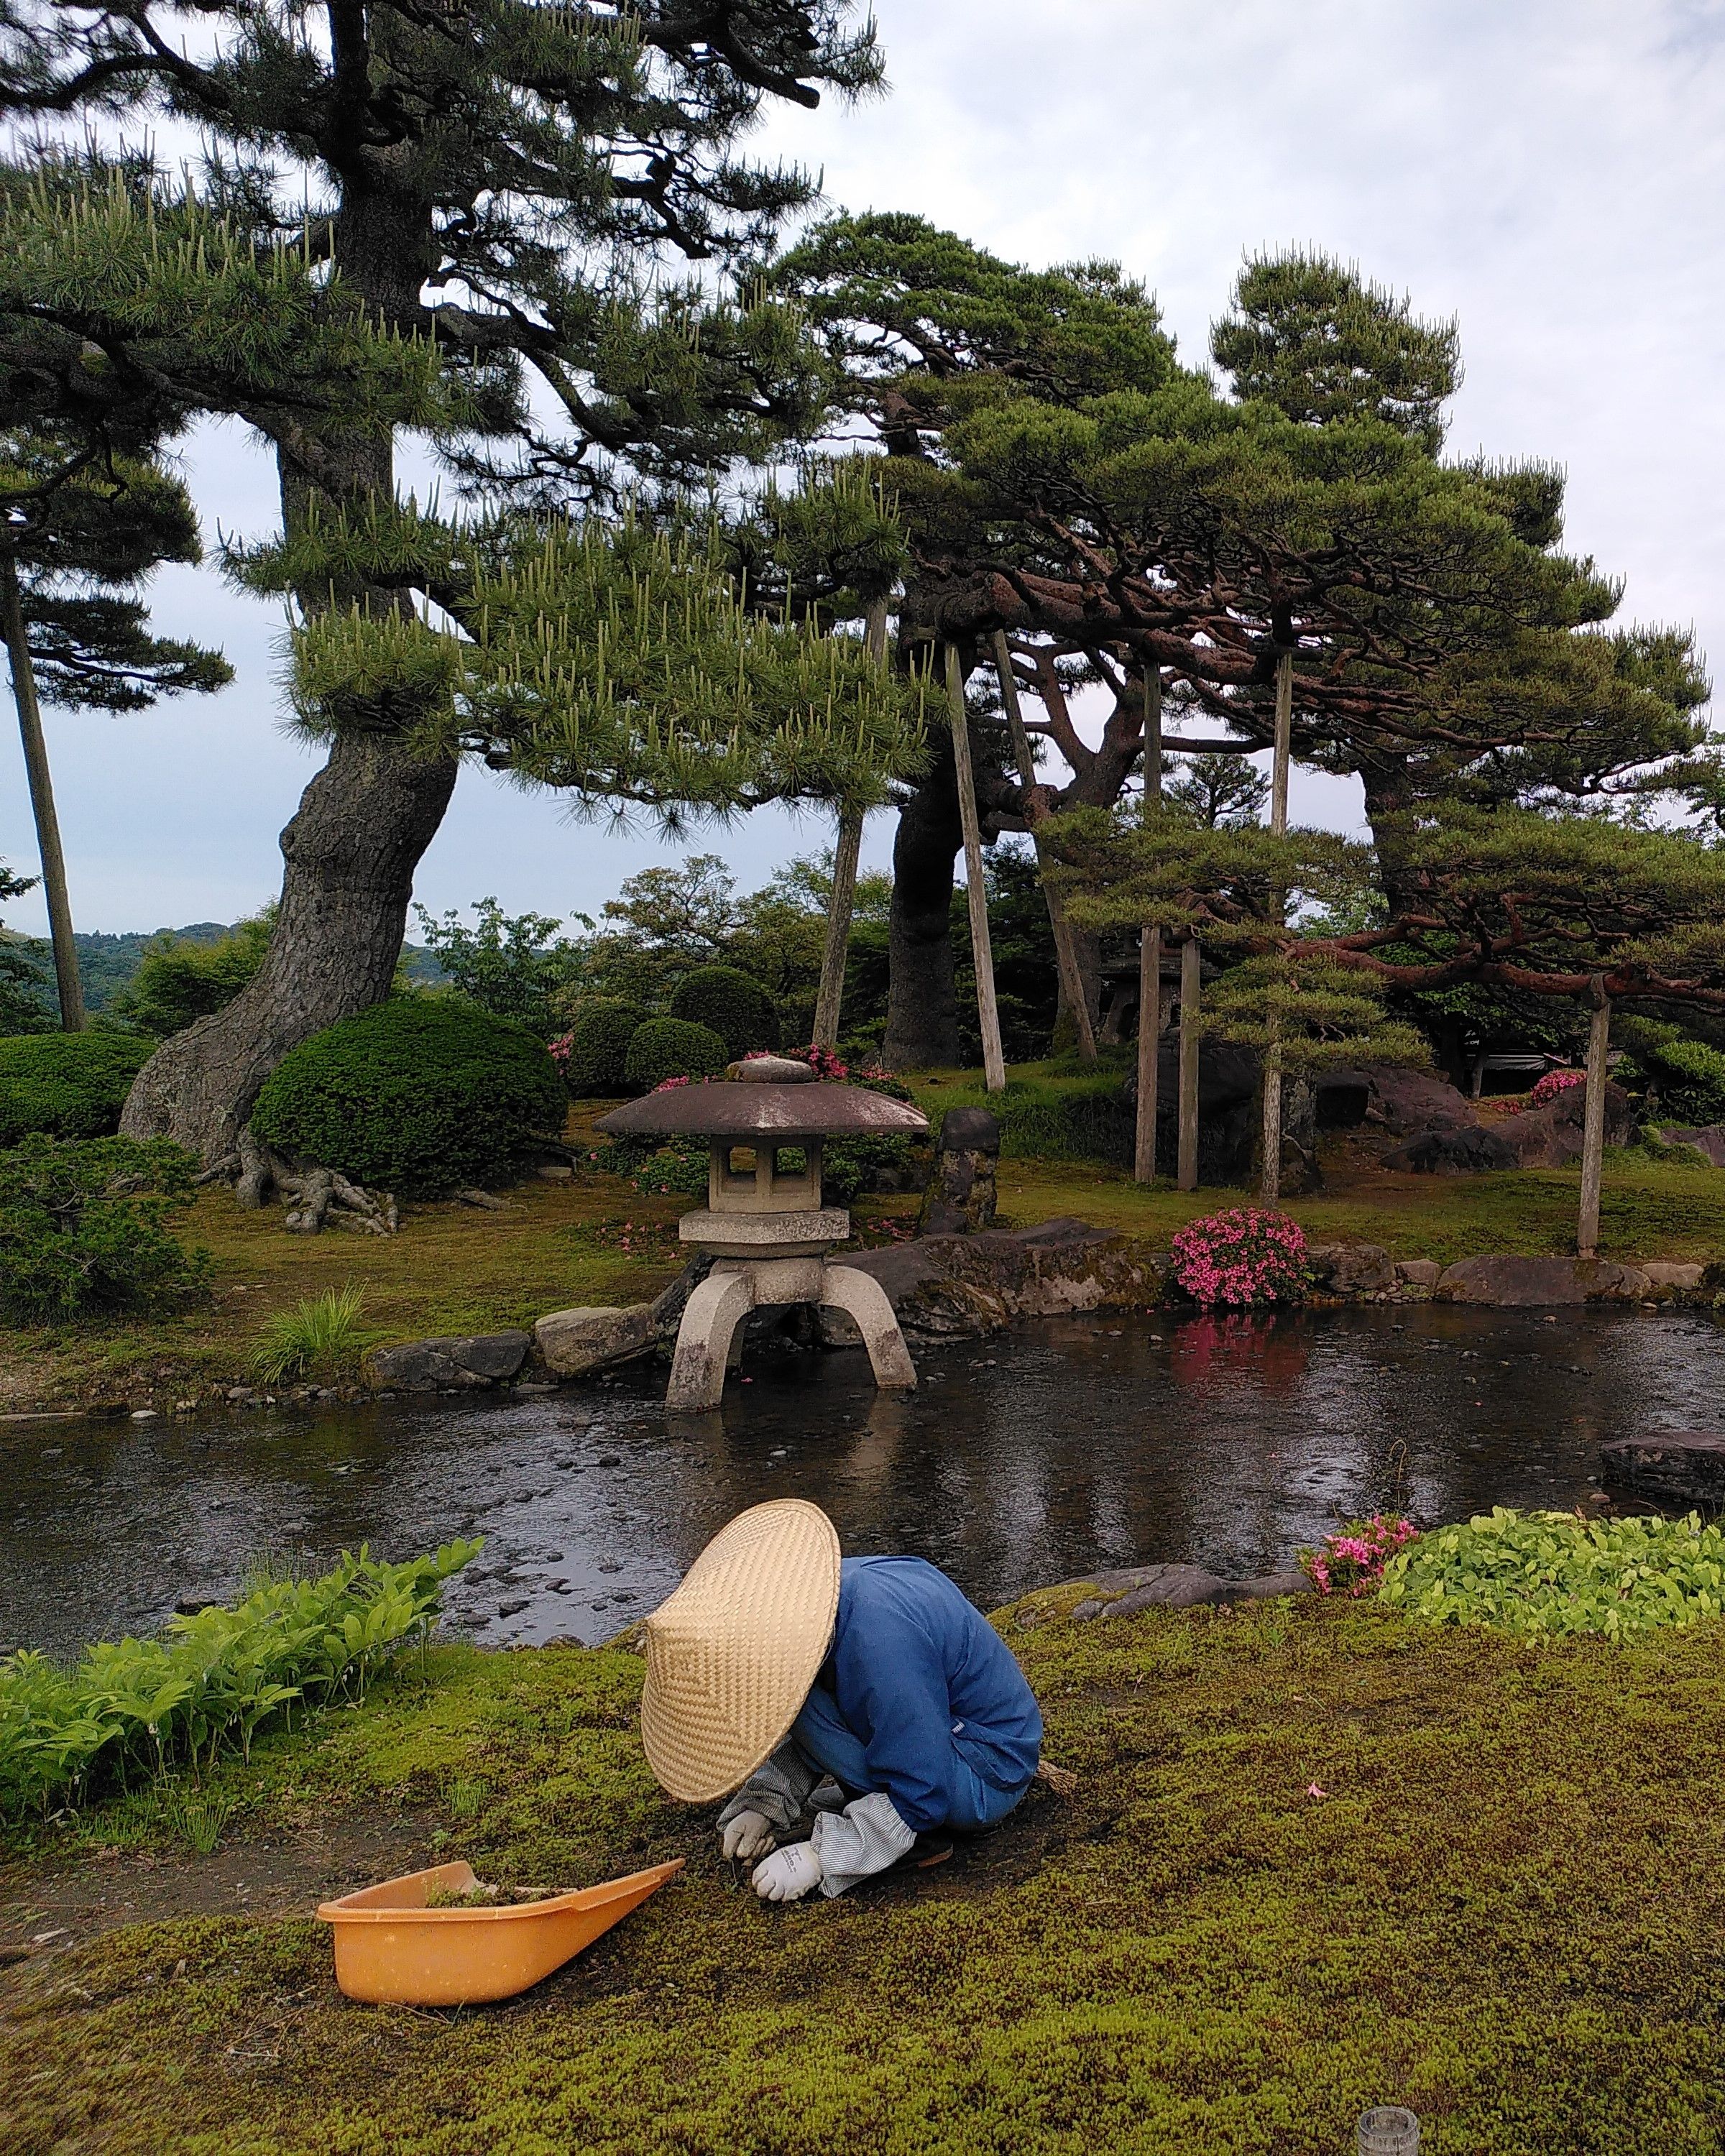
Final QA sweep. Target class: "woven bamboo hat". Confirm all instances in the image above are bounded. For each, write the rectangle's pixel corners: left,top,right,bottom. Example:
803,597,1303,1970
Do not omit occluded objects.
640,1499,842,1802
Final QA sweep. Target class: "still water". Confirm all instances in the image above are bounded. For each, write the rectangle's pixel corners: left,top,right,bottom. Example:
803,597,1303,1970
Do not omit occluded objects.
5,1304,1724,1659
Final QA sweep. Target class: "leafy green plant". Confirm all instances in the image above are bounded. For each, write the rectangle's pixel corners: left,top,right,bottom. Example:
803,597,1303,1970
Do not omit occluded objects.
251,1284,377,1383
669,964,780,1057
162,1784,234,1855
0,1134,211,1322
410,898,581,1036
110,912,275,1038
551,997,647,1096
250,998,566,1195
1380,1507,1725,1640
622,1016,727,1091
0,1541,479,1823
0,1028,154,1144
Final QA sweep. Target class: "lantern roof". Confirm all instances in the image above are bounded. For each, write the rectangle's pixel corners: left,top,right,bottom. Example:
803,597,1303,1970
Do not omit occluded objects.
596,1078,929,1142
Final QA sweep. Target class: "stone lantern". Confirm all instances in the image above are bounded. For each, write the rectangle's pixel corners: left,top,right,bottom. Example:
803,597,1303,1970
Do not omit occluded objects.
595,1056,930,1411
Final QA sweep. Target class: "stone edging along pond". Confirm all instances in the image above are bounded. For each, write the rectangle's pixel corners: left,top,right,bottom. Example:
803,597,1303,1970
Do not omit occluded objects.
359,1219,1725,1397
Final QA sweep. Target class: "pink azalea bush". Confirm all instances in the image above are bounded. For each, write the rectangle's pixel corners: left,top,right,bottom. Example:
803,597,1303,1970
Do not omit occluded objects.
1530,1067,1586,1107
1301,1514,1418,1597
547,1032,572,1072
1170,1207,1310,1307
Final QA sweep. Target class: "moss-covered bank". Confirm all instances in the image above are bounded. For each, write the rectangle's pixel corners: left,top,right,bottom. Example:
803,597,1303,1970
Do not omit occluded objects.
6,1596,1725,2152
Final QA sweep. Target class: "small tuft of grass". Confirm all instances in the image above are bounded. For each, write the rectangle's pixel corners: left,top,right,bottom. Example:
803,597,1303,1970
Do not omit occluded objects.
250,1283,377,1383
160,1785,233,1856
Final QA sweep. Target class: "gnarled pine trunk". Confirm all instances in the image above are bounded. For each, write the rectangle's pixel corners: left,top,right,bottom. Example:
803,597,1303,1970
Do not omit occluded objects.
883,740,964,1069
122,731,456,1158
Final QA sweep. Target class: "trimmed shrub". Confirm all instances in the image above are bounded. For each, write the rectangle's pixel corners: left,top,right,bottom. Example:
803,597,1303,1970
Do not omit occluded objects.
553,998,647,1096
251,998,566,1196
0,1134,211,1322
669,965,779,1059
624,1016,727,1092
1642,1036,1725,1126
0,1029,154,1146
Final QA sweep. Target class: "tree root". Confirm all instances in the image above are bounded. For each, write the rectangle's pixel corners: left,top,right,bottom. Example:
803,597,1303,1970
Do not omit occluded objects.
198,1126,398,1234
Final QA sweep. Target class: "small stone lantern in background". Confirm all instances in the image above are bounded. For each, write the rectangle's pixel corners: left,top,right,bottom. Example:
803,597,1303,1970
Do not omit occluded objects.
596,1056,929,1411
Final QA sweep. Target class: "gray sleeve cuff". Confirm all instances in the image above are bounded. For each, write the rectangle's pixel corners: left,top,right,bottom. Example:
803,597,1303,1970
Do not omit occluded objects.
810,1791,917,1897
714,1740,819,1835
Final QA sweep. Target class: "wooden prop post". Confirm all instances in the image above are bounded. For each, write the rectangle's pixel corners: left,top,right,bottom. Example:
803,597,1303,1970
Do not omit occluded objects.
1,553,83,1030
1134,664,1164,1183
991,631,1095,1065
1177,932,1201,1191
811,601,888,1049
1259,649,1294,1200
944,642,1006,1092
1577,979,1611,1260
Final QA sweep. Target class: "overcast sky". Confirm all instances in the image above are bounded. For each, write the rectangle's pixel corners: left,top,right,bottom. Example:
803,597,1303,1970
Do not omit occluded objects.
4,0,1722,936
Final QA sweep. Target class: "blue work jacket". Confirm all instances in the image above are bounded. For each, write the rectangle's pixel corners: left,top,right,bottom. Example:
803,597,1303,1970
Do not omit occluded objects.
817,1555,1042,1835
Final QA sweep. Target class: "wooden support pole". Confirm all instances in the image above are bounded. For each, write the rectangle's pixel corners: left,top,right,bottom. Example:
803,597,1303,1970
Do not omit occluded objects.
1259,650,1294,1200
1133,664,1164,1182
1577,980,1611,1260
945,642,1006,1093
1177,932,1201,1192
811,600,887,1049
1,553,83,1031
991,630,1095,1065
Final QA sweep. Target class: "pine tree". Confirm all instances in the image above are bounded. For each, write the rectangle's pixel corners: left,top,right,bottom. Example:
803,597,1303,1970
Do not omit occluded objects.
1,2,886,1158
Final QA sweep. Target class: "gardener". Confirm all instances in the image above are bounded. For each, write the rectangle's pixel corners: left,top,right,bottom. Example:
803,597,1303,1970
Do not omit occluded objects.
639,1498,1044,1902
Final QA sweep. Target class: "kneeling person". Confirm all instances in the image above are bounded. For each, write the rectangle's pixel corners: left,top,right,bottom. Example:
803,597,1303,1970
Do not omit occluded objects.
640,1500,1042,1902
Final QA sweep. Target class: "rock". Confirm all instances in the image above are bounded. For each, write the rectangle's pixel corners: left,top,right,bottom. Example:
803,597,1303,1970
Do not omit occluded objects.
1014,1560,1314,1628
1397,1259,1442,1289
1436,1256,1653,1307
1640,1262,1706,1294
1381,1125,1519,1174
533,1304,656,1378
822,1218,1164,1347
1361,1067,1478,1137
1307,1243,1399,1295
1124,1038,1264,1184
1493,1082,1634,1168
1601,1432,1725,1502
535,1164,573,1181
1659,1124,1725,1169
366,1330,531,1391
918,1106,1000,1235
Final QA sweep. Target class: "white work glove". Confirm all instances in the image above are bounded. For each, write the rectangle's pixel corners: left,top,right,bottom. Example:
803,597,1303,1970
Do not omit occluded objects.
720,1809,776,1863
751,1841,824,1902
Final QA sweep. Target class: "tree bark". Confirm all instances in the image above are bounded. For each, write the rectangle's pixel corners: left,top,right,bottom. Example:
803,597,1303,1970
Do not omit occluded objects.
1577,981,1611,1260
1177,935,1202,1192
945,644,1006,1092
883,736,964,1069
121,730,457,1156
1259,650,1293,1200
813,600,887,1050
2,554,84,1031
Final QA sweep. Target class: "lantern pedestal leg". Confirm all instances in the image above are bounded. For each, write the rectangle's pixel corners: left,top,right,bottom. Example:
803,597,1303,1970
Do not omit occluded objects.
821,1265,918,1392
666,1271,756,1413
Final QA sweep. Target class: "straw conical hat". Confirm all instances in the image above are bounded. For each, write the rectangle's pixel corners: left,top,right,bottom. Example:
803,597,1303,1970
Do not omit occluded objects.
640,1500,841,1802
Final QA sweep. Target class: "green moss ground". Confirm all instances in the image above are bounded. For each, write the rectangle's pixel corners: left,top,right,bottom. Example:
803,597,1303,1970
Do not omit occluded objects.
6,1598,1725,2152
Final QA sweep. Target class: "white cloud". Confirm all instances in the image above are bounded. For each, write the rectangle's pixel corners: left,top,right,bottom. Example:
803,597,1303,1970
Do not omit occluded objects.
4,0,1720,930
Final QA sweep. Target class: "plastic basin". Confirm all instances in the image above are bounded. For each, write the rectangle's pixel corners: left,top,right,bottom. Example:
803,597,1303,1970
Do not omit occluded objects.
316,1857,684,2005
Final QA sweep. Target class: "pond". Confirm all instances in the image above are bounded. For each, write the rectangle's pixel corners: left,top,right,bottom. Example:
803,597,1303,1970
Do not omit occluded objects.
6,1303,1724,1661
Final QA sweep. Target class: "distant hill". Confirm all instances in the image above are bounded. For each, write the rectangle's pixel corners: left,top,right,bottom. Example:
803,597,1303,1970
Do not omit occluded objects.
17,923,446,1016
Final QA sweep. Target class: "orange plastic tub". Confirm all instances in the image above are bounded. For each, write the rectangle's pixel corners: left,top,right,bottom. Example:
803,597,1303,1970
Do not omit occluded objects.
317,1857,684,2005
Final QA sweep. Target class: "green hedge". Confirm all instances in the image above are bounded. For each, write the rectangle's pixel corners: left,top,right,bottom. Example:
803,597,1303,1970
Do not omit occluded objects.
251,998,566,1195
559,998,646,1096
669,965,779,1059
0,1029,153,1146
929,1068,1134,1166
624,1016,728,1091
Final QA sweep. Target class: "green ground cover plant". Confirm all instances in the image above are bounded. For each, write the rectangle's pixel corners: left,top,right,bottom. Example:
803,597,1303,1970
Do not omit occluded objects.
250,1000,566,1196
0,1543,477,1824
0,1031,153,1145
8,1593,1725,2151
0,1135,211,1322
1381,1508,1725,1640
249,1284,379,1383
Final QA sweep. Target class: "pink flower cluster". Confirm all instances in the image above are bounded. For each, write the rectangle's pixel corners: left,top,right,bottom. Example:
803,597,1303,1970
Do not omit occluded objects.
652,1074,693,1093
548,1032,573,1069
1530,1067,1586,1107
1170,1207,1310,1308
1301,1514,1417,1598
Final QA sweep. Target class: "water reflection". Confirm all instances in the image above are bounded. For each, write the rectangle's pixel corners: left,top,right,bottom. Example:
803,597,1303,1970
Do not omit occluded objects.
3,1303,1721,1659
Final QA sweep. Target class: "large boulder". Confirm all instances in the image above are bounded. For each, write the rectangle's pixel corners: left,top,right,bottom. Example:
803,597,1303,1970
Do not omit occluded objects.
1361,1066,1478,1137
822,1218,1164,1346
1435,1256,1652,1306
1006,1560,1312,1629
1492,1082,1634,1168
1601,1432,1725,1503
367,1330,531,1391
1307,1243,1399,1295
1125,1038,1263,1184
919,1105,1000,1235
1660,1124,1725,1169
1381,1125,1519,1174
533,1304,656,1377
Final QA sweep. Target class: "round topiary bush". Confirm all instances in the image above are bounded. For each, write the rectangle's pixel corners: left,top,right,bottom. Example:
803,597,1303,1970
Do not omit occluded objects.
623,1016,728,1092
0,1030,154,1146
669,966,779,1059
250,998,566,1196
553,998,647,1096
